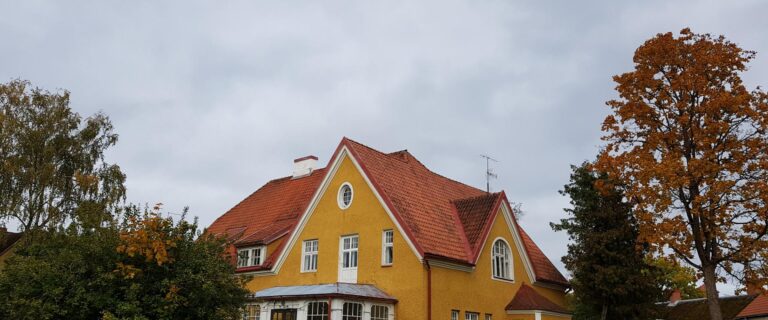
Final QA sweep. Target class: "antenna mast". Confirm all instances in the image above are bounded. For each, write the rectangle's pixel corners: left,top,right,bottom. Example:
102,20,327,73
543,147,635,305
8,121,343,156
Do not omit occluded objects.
480,154,498,193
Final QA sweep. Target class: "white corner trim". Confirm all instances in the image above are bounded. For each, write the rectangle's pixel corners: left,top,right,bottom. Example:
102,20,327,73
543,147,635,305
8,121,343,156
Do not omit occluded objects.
271,146,423,274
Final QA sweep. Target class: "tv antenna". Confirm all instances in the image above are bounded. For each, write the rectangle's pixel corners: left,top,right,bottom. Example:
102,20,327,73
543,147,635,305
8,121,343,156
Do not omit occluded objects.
480,154,498,193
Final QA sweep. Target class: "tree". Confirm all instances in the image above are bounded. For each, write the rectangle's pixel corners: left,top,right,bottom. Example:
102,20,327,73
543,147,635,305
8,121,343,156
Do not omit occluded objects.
551,163,662,320
0,79,125,231
595,29,768,320
0,205,249,319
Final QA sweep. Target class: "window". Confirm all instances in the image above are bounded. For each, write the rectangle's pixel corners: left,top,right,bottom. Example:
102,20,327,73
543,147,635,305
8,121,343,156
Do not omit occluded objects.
241,304,260,320
338,183,353,209
485,314,492,320
465,312,479,320
371,305,389,320
341,236,358,268
237,246,266,268
491,239,512,280
302,240,319,272
342,302,362,320
451,310,459,320
307,302,328,320
382,230,394,265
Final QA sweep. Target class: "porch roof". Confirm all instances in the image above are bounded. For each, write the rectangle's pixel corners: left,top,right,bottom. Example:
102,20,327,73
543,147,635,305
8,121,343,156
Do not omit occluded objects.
249,283,397,303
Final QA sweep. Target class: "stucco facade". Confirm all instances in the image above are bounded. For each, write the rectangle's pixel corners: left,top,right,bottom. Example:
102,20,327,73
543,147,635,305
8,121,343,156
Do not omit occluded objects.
208,138,570,320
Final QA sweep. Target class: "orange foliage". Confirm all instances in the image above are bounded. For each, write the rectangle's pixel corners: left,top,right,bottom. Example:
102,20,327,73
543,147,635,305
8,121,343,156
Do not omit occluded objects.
115,204,181,278
595,29,768,319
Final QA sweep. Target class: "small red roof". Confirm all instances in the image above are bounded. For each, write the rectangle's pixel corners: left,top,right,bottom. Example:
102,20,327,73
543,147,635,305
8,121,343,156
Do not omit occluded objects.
738,294,768,318
506,283,569,314
207,138,568,288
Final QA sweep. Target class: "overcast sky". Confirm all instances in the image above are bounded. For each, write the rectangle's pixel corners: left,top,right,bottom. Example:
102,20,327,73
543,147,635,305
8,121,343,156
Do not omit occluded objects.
2,0,767,294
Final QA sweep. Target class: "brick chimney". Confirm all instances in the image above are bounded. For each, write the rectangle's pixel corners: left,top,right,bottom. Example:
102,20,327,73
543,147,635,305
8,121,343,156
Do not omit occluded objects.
292,156,318,178
669,289,682,305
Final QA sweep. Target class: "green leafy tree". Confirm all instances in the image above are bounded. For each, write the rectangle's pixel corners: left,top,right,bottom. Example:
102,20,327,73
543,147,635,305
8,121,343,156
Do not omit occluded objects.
551,163,662,320
0,205,249,320
0,79,125,231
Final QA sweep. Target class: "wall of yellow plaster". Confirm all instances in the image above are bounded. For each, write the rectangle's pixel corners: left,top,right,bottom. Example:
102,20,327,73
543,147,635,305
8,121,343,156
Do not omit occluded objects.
430,208,570,320
244,156,427,320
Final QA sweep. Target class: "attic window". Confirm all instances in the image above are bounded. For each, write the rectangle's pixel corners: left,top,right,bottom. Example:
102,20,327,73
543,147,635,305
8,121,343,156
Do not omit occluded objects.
237,246,266,268
338,183,353,209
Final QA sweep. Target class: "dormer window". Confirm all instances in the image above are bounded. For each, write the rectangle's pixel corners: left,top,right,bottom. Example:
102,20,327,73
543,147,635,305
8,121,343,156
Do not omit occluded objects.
237,246,266,268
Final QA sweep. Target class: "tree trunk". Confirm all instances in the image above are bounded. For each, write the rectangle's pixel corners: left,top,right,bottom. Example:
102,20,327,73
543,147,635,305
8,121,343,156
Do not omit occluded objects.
600,304,608,320
702,264,723,320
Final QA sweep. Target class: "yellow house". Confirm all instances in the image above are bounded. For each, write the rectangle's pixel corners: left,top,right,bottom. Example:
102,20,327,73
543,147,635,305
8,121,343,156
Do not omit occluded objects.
208,138,571,320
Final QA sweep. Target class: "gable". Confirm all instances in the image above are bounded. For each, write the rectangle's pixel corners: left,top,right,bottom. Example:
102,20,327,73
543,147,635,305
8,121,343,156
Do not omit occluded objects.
272,146,424,273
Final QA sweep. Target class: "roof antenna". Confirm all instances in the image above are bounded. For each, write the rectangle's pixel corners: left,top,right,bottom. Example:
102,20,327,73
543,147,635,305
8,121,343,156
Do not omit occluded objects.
480,154,498,193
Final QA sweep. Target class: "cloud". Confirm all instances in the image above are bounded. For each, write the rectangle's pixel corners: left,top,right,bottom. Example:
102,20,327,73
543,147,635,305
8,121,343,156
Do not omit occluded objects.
1,0,766,294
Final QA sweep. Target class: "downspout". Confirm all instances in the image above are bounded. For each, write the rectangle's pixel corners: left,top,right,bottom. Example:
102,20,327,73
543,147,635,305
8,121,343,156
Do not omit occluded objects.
426,260,432,320
328,298,333,319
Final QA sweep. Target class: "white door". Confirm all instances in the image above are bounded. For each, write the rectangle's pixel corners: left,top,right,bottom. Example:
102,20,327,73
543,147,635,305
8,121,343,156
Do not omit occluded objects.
338,235,358,283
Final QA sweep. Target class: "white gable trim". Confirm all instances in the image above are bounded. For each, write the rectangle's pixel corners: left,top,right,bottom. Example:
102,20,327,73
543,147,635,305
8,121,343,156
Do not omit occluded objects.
270,146,423,274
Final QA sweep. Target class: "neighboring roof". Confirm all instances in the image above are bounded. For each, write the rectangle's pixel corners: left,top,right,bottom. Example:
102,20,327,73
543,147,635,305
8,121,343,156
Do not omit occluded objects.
656,295,757,320
737,294,768,318
0,229,23,257
505,283,570,314
207,138,568,287
250,283,397,303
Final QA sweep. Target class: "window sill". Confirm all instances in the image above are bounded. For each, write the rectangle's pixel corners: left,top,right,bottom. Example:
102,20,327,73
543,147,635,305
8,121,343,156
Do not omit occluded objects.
491,276,514,284
381,264,393,268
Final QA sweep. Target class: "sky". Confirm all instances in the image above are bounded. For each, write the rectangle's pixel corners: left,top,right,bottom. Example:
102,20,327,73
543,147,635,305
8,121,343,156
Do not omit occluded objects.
1,0,767,295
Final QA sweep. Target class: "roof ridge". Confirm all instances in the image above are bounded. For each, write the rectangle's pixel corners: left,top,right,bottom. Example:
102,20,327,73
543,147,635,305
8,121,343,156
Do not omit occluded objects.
452,192,502,203
344,137,486,195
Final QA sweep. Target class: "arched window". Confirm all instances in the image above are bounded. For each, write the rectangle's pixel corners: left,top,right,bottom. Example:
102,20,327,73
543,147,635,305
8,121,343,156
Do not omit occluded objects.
492,239,512,280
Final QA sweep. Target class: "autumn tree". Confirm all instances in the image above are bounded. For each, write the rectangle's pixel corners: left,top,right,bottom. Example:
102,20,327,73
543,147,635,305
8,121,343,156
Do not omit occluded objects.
0,204,249,319
595,29,768,320
552,163,662,320
0,79,126,232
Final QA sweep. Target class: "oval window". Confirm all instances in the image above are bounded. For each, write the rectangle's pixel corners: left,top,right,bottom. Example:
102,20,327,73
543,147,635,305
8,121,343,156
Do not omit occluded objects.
338,183,353,209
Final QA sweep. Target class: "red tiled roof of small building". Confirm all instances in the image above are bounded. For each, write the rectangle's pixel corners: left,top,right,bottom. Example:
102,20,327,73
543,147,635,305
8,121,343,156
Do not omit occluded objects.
738,294,768,318
207,138,568,288
506,283,569,314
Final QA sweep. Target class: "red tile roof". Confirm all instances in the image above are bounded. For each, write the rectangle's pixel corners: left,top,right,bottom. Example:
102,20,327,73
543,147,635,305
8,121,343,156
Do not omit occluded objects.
207,138,568,288
506,283,569,314
738,294,768,318
517,227,569,287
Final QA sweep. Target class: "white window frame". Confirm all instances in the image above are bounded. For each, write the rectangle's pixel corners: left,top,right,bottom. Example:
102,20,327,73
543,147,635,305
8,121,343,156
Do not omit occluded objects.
237,246,266,268
485,314,492,320
465,312,479,320
370,305,389,320
306,301,329,320
302,239,319,272
342,302,363,320
382,229,394,266
451,310,459,320
491,238,513,281
338,182,354,210
241,304,261,320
